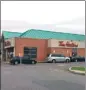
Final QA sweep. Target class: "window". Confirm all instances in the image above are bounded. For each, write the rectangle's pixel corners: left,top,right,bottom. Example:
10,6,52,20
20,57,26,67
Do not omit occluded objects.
30,50,37,54
24,51,29,54
51,54,64,57
30,55,37,58
24,47,37,58
30,47,37,50
24,47,29,51
60,54,65,57
51,54,58,57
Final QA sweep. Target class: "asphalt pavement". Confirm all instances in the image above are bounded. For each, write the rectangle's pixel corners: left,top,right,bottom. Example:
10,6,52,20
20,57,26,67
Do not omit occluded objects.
1,62,85,90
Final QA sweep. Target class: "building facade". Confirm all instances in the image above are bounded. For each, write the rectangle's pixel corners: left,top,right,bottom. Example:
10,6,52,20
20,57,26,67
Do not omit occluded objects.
4,38,85,62
2,29,85,62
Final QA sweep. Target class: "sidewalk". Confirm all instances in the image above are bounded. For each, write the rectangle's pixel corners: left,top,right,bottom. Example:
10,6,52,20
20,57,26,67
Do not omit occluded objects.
1,61,10,64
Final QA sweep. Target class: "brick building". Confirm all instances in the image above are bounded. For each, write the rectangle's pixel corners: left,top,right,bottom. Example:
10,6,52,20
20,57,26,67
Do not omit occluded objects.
2,29,85,62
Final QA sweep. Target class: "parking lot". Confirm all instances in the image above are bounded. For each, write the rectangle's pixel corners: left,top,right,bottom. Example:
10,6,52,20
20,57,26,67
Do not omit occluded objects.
1,62,85,90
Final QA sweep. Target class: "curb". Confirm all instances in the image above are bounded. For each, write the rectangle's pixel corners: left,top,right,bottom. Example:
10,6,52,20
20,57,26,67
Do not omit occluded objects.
2,61,45,64
69,67,85,75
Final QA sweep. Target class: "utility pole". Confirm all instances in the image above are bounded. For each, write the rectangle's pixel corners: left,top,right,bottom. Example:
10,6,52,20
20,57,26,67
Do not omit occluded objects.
0,35,1,61
1,34,4,62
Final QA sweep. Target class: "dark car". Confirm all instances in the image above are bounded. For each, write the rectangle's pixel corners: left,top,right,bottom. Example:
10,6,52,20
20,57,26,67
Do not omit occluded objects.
70,56,85,62
10,56,37,65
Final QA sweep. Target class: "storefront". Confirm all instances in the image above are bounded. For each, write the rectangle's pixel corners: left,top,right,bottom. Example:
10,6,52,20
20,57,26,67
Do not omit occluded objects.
4,38,15,61
48,39,85,57
4,38,85,62
4,38,48,62
2,29,85,62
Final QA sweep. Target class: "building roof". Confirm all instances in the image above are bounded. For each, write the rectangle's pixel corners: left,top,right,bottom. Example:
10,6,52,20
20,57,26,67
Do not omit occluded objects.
2,31,22,39
2,29,85,41
20,29,85,41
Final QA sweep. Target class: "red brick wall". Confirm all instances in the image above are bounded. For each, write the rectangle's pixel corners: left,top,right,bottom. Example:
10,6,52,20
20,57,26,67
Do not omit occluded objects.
15,38,85,62
15,38,48,62
48,47,72,56
77,48,85,56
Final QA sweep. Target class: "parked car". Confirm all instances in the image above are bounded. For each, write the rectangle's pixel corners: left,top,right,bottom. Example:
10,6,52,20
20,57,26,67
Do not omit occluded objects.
46,54,70,63
10,56,37,65
70,56,85,62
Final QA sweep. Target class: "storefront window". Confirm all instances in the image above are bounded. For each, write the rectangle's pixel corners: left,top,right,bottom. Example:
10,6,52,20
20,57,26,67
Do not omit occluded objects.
24,47,37,58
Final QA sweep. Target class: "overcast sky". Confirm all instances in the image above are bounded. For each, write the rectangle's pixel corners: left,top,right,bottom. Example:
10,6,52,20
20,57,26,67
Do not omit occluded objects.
1,1,85,35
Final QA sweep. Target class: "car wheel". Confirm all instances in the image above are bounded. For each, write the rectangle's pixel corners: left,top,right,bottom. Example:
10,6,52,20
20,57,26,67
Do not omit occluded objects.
32,61,35,64
75,59,77,62
52,59,56,63
66,59,70,63
14,61,18,65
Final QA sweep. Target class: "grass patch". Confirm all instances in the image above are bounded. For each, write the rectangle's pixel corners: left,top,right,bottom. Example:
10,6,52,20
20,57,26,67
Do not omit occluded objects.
71,67,85,71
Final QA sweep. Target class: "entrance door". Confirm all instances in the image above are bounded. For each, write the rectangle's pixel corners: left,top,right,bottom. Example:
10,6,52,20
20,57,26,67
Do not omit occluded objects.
72,48,77,57
24,47,37,59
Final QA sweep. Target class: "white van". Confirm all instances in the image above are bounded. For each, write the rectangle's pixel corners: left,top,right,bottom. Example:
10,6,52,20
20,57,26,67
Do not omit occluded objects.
46,54,70,63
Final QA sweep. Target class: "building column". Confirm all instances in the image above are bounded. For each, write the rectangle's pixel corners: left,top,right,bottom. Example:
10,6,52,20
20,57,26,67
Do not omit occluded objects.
14,47,15,56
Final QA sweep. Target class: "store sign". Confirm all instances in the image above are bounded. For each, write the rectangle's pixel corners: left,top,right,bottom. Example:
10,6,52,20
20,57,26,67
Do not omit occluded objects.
5,41,11,46
59,41,78,47
59,41,65,46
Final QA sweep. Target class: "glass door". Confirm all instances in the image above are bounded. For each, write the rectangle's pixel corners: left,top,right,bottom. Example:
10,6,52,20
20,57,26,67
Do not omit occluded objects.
72,48,77,57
